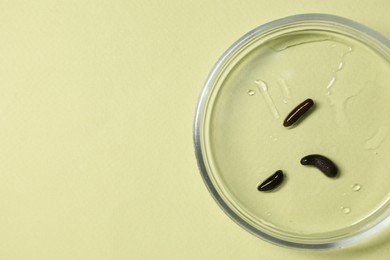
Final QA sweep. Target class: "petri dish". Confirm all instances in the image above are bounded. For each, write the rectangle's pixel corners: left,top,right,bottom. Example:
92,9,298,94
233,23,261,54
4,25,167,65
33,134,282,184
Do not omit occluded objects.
194,14,390,249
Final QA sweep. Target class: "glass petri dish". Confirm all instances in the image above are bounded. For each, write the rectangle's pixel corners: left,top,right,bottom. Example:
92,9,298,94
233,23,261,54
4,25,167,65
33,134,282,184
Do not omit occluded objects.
194,14,390,249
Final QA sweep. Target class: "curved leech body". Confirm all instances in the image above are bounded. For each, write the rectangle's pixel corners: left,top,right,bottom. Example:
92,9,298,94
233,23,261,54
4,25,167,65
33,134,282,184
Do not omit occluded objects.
300,154,338,177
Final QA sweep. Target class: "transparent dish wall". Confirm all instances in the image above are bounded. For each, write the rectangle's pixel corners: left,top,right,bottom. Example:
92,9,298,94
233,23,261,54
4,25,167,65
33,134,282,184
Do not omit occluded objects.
194,14,390,249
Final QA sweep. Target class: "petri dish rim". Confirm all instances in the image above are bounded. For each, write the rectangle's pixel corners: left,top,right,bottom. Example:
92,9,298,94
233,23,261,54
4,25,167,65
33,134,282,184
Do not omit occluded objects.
194,13,390,249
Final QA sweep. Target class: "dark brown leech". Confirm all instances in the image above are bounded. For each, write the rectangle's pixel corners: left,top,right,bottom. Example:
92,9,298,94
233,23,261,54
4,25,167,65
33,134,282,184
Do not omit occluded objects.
258,170,284,192
283,98,314,127
300,154,338,177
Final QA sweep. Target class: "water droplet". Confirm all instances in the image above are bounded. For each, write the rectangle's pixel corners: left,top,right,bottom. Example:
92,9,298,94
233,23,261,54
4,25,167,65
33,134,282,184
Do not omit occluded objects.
270,135,278,142
326,77,336,90
276,77,291,103
271,35,332,51
351,184,361,192
256,80,268,91
341,206,351,214
266,212,271,216
255,80,280,119
364,126,390,150
336,61,343,71
324,45,353,131
247,90,255,96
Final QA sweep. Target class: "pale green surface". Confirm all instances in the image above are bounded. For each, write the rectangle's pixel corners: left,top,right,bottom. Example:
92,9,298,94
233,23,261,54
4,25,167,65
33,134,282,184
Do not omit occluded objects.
0,1,390,259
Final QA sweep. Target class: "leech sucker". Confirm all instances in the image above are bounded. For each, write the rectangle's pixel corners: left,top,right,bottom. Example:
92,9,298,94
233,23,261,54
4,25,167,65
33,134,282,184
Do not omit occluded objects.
300,154,338,178
283,98,314,127
258,170,284,192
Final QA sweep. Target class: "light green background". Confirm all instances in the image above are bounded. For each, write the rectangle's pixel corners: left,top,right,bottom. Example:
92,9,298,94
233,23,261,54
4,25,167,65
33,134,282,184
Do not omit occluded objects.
0,1,389,259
